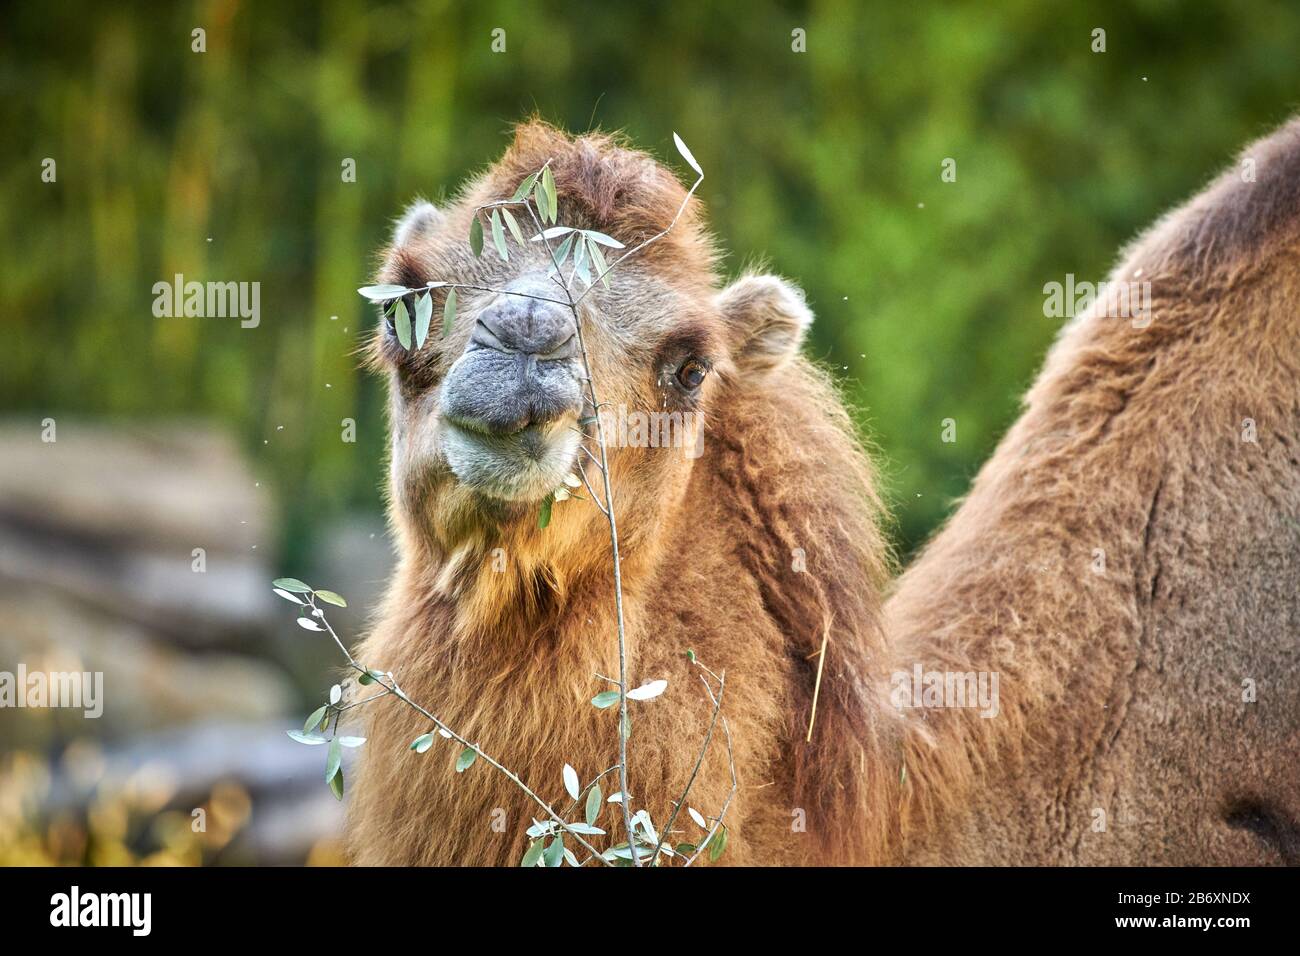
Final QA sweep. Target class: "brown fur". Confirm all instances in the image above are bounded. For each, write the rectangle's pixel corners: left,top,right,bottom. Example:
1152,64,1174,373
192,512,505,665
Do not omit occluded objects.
888,117,1300,864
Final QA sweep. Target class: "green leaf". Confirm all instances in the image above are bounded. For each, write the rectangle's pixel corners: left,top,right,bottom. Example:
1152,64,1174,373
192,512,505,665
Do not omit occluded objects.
501,206,524,245
286,730,328,745
272,578,312,593
673,132,703,177
490,210,508,261
358,668,384,685
573,236,590,285
563,763,580,801
708,824,728,862
272,587,305,604
585,783,602,826
326,738,342,783
675,843,696,855
543,835,565,868
314,589,347,608
304,706,327,733
521,840,544,867
441,289,457,338
455,747,477,772
591,690,619,709
541,166,558,224
337,736,366,748
582,230,625,249
329,766,344,800
296,616,323,631
511,171,539,202
538,494,553,529
411,293,431,349
586,239,609,289
685,649,696,662
358,284,411,300
469,214,484,256
393,298,411,350
410,733,435,753
552,233,575,269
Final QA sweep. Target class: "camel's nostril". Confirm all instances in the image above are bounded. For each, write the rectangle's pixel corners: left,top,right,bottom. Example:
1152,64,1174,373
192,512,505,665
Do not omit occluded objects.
475,283,574,359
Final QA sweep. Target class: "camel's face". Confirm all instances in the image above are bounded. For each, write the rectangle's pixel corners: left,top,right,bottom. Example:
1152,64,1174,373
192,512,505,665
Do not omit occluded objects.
371,125,812,546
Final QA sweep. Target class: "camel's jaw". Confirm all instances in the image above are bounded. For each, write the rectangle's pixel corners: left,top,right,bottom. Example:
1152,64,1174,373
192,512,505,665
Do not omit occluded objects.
439,416,581,503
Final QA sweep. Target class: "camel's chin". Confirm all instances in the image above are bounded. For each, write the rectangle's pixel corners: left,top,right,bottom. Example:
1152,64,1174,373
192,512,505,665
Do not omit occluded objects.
440,419,580,503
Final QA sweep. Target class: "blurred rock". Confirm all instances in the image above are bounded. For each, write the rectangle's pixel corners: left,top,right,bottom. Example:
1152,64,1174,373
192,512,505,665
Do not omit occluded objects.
0,419,276,648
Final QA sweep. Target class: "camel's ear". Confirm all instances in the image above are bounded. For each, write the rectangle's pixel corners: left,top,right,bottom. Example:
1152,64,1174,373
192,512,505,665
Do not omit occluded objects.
392,199,444,247
717,274,813,374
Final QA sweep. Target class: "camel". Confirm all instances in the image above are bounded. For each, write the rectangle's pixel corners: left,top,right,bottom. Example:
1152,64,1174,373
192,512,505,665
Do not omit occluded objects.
347,118,1299,866
888,116,1300,865
347,121,892,865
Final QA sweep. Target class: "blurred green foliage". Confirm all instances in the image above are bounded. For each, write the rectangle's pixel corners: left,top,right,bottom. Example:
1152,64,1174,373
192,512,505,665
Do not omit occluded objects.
3,0,1299,562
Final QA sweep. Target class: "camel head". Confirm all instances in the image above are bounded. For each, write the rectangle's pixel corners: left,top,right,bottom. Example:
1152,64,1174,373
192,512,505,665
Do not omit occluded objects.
368,122,815,573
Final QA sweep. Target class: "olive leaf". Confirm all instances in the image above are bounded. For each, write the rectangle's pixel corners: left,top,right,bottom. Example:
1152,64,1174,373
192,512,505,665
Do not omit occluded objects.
414,293,433,348
673,132,703,177
469,214,484,256
591,690,619,709
541,166,558,223
501,206,524,244
490,210,509,261
511,170,539,202
563,763,580,801
393,297,412,350
441,288,457,338
357,284,412,300
272,578,312,593
521,840,544,867
315,589,347,607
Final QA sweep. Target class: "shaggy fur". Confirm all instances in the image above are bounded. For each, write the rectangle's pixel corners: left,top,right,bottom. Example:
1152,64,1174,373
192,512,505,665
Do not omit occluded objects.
888,117,1300,864
347,123,893,865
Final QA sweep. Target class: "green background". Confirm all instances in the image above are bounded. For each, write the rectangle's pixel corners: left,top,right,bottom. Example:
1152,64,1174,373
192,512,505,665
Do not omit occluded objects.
4,0,1298,563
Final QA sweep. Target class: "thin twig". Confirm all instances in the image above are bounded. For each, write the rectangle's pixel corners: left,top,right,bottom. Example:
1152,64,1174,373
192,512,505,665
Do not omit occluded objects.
682,712,737,867
308,596,612,865
521,191,642,863
805,625,830,743
571,166,704,306
650,666,725,864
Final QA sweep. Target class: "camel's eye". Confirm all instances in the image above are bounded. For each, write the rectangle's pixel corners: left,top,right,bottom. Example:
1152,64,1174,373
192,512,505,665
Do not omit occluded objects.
676,357,709,390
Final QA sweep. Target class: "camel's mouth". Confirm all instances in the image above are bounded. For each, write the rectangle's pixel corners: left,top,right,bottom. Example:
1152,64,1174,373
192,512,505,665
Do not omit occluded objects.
440,417,580,502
